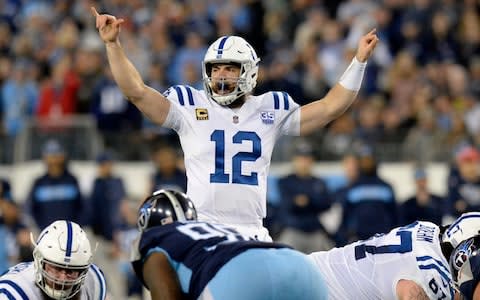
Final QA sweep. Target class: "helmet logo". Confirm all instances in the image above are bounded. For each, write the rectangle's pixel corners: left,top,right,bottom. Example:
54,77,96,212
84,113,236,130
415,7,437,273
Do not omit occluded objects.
138,203,152,231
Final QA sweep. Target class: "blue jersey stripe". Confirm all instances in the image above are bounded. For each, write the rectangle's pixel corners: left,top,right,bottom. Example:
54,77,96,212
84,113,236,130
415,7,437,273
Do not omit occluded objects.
417,264,454,299
416,256,450,274
217,36,230,56
66,221,73,259
0,280,28,300
0,288,16,300
185,86,194,106
174,86,185,106
91,265,107,300
282,92,289,110
273,92,280,110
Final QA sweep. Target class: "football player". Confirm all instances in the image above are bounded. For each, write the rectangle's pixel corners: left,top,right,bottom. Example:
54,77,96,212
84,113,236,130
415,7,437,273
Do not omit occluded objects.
309,212,480,300
0,220,107,300
91,7,378,241
131,189,327,300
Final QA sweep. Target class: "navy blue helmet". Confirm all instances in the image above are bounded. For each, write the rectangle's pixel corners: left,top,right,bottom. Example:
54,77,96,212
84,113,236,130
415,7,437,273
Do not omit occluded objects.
449,235,480,300
137,189,197,232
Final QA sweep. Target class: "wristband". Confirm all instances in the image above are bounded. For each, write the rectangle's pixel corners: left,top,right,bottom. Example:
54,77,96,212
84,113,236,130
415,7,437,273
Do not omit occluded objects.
338,57,367,92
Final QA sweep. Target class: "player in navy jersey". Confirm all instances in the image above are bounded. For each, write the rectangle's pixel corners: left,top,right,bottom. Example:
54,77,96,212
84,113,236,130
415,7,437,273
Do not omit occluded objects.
130,189,327,300
91,7,378,241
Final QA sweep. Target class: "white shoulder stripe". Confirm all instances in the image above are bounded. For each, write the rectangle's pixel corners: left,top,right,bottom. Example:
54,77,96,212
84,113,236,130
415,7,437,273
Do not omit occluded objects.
90,264,107,300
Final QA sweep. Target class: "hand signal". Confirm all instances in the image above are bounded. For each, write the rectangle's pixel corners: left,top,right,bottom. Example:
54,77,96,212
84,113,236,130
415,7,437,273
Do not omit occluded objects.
91,7,124,44
356,28,379,62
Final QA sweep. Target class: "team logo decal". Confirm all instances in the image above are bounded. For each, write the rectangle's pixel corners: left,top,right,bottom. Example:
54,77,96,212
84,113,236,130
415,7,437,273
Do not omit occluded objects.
260,111,275,124
196,108,209,120
137,201,153,231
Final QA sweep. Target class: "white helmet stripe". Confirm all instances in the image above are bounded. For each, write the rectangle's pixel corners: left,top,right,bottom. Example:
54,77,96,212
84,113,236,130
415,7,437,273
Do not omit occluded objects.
163,190,187,222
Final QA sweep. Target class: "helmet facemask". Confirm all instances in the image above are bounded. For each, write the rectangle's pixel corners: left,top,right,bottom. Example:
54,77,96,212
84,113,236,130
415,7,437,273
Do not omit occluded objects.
202,36,260,106
31,221,92,300
34,254,89,300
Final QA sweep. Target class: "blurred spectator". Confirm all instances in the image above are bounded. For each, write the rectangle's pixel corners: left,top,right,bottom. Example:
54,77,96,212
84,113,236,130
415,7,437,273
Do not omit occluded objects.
277,141,334,253
1,60,38,163
149,144,187,194
36,55,80,120
446,145,480,218
399,168,444,225
402,108,445,163
336,145,397,245
25,139,85,230
89,152,128,299
0,178,19,273
91,66,143,160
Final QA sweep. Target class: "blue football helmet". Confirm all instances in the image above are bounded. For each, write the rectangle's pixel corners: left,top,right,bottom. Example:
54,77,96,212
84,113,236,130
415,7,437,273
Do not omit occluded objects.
449,235,480,300
137,189,197,232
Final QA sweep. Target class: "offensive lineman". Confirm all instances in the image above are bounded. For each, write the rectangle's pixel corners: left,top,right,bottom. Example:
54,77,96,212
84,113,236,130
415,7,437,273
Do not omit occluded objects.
0,220,107,300
309,212,480,299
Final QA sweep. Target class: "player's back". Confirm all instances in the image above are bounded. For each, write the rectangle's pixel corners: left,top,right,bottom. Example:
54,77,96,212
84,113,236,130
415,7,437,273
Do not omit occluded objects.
309,221,454,300
131,221,287,299
0,262,107,299
162,85,300,227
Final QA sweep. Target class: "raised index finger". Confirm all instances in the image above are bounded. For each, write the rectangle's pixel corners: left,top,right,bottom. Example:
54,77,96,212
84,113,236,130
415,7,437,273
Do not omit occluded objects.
90,7,100,17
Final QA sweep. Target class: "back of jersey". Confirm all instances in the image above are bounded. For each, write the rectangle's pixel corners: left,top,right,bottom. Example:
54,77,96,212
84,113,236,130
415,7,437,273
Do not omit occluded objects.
309,221,454,300
131,221,286,299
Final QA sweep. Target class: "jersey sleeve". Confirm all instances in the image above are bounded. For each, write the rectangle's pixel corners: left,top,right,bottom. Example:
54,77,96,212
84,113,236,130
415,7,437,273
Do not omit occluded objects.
268,91,301,136
0,277,29,299
161,85,198,134
415,258,454,300
89,264,108,300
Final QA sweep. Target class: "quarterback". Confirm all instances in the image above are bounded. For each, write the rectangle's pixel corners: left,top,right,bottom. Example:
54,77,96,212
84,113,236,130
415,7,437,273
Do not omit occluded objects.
91,7,378,241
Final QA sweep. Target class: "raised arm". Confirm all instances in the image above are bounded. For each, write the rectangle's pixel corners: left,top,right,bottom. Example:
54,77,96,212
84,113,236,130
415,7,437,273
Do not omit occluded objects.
143,252,184,300
91,7,170,125
299,29,379,135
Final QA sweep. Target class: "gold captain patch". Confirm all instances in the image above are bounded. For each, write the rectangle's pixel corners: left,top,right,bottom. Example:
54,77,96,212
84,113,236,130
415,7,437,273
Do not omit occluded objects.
196,108,209,120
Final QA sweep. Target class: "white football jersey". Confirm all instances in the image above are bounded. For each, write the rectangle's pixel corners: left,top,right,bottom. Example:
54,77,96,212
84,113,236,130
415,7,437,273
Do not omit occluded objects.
309,221,454,300
162,85,300,226
0,262,107,300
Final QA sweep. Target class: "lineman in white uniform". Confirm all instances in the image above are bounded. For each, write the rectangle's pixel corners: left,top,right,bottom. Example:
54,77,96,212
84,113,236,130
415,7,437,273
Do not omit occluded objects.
309,212,480,300
91,8,379,241
0,221,107,300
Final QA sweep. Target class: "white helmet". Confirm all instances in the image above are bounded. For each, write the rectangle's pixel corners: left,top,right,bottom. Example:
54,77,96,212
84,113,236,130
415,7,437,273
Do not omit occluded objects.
31,220,92,300
443,212,480,249
202,36,260,105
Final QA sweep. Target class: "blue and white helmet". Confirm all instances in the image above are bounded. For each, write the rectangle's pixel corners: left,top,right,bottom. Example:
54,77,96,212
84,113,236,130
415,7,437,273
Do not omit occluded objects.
31,220,92,299
449,235,480,299
202,36,260,105
443,212,480,249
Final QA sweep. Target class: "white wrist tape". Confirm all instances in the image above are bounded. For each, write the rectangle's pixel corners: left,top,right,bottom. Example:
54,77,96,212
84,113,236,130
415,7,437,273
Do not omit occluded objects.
338,57,367,92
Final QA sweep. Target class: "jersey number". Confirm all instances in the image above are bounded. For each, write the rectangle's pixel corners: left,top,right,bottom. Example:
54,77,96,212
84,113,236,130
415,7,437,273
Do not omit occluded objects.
210,130,261,186
354,230,413,260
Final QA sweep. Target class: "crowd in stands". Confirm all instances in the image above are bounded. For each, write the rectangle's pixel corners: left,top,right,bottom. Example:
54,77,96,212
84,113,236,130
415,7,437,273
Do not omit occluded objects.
0,0,478,163
1,0,480,299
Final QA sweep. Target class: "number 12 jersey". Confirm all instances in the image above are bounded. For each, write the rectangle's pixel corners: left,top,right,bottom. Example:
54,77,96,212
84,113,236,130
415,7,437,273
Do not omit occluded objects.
162,85,300,226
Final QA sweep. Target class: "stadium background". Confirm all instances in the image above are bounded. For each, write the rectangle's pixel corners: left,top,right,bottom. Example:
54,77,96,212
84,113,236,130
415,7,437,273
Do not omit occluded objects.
0,0,479,299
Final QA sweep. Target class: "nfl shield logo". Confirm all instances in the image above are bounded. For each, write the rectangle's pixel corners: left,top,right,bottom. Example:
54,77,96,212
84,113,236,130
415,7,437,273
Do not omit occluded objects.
233,116,239,124
260,111,275,124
